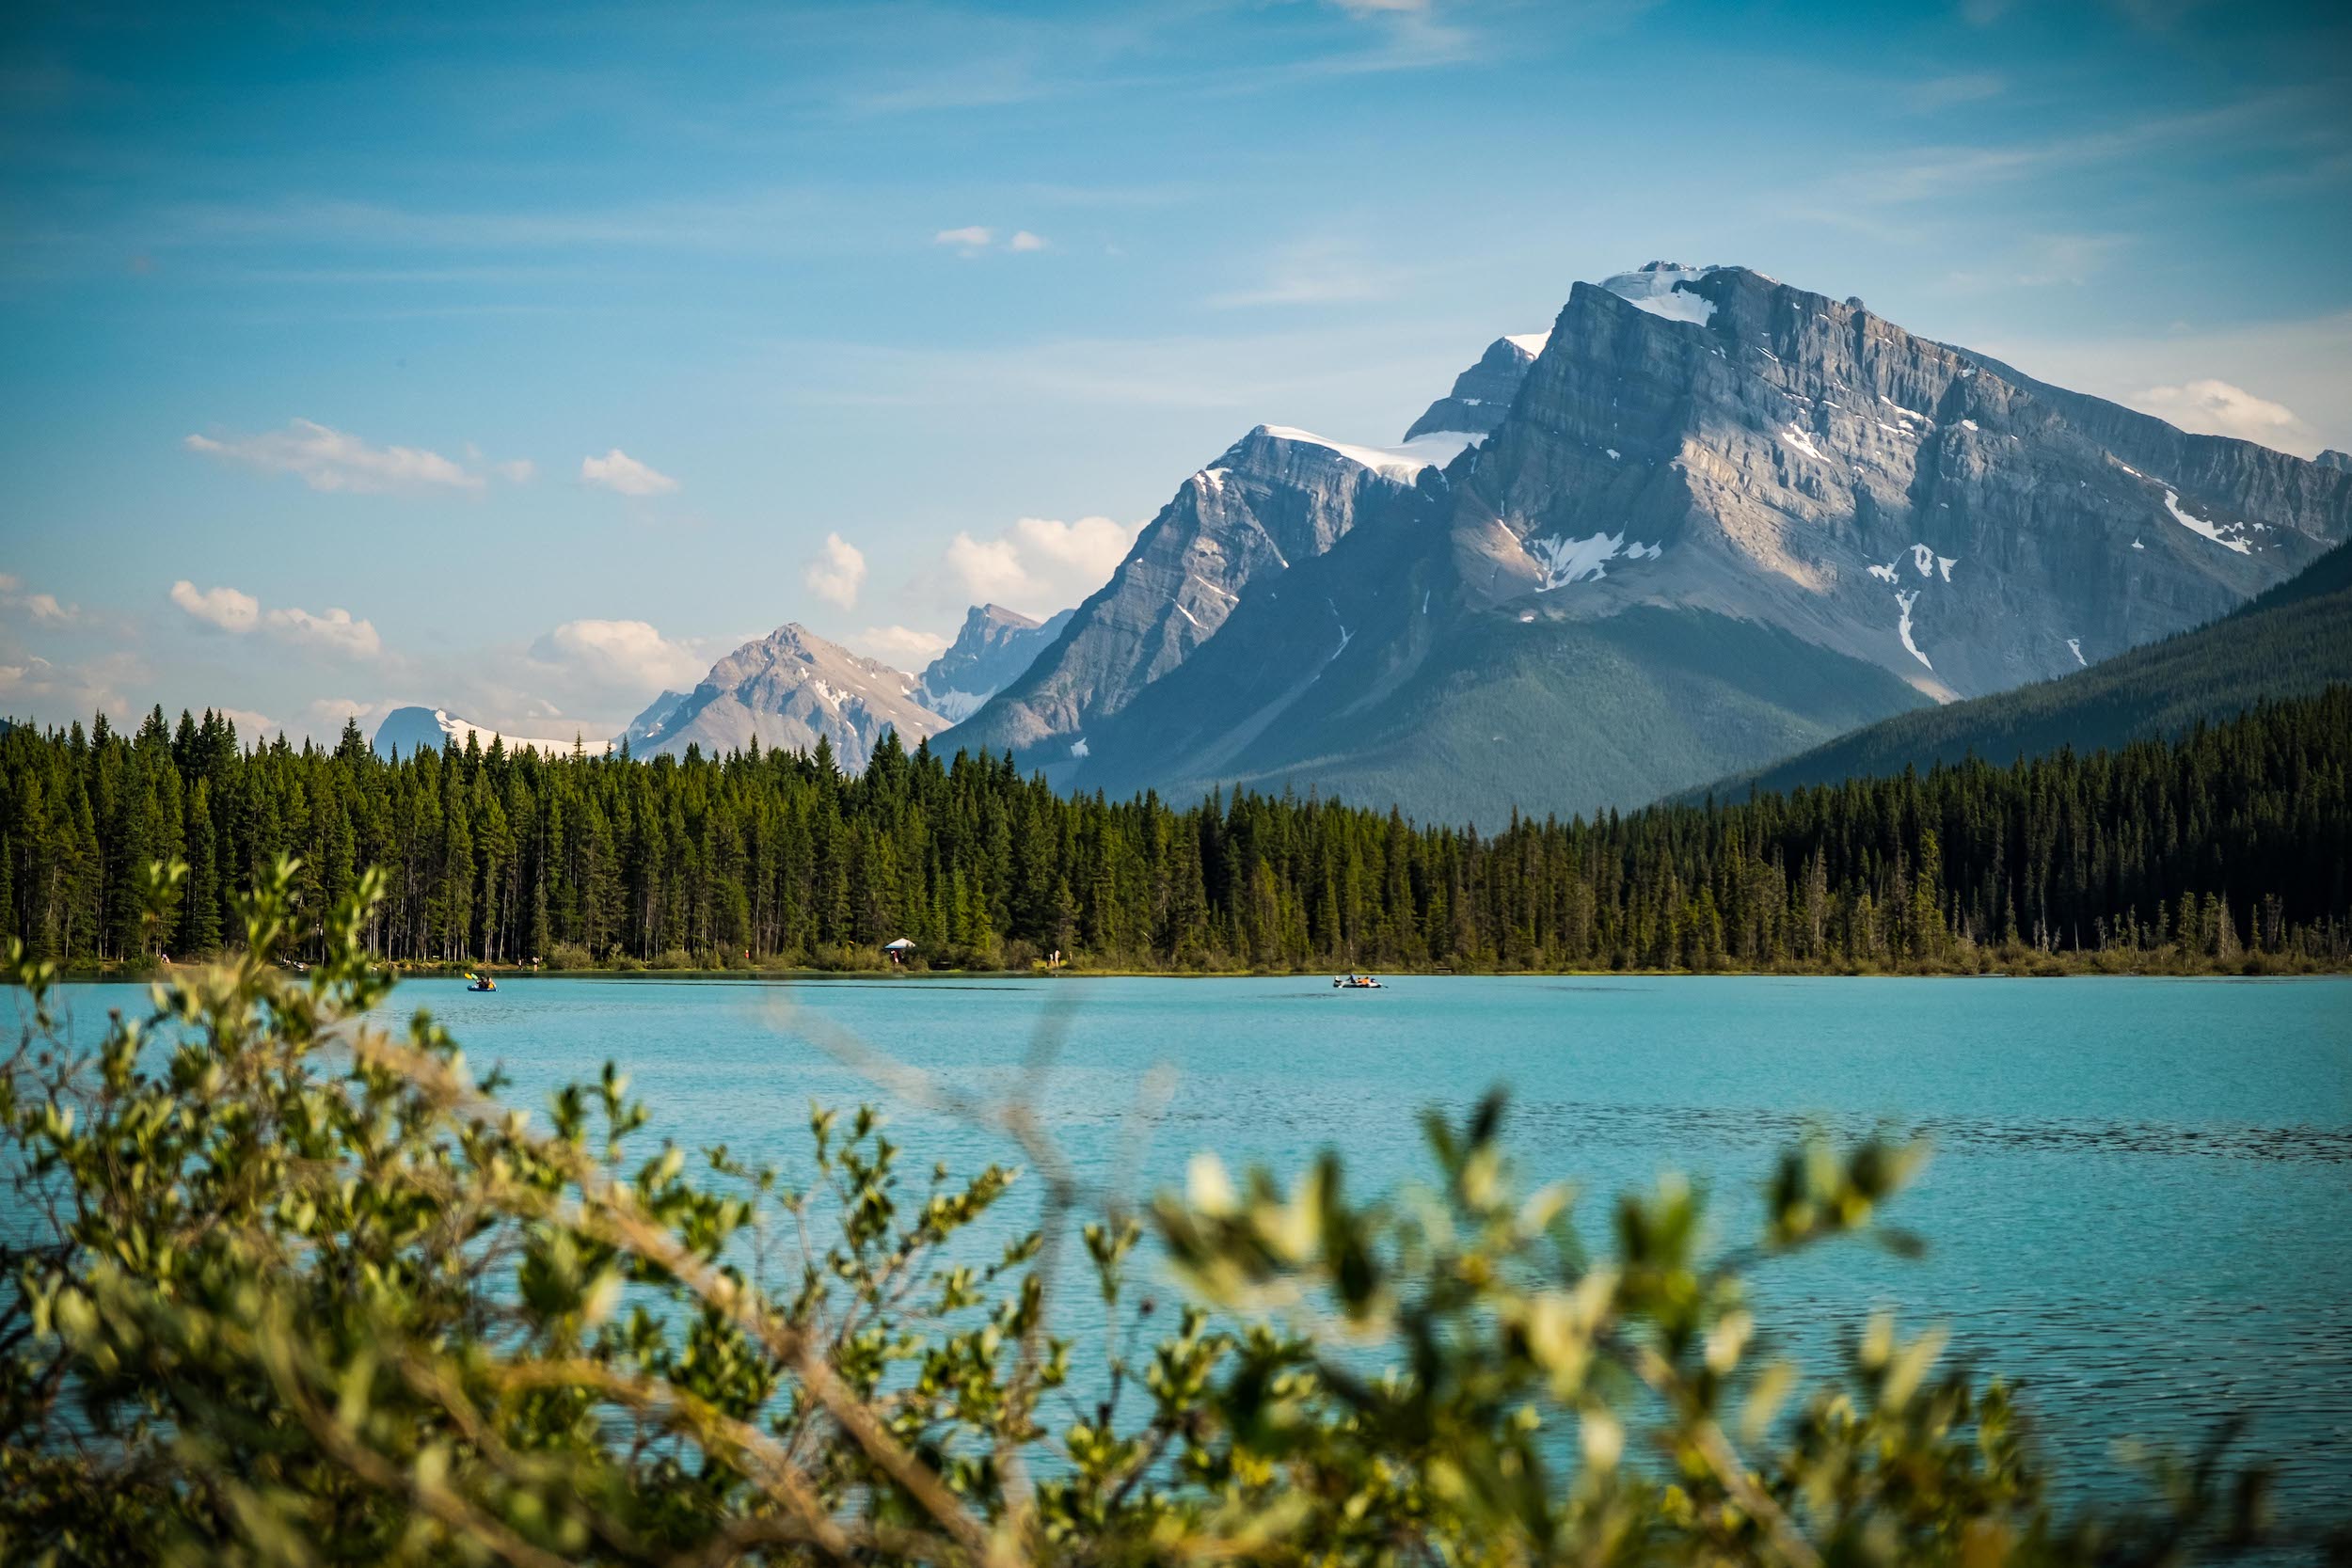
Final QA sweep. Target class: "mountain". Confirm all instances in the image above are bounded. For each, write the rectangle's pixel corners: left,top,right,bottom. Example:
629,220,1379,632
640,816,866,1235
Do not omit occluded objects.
616,624,945,769
617,689,692,752
373,706,608,760
939,423,1471,767
1402,334,1545,441
915,604,1073,721
962,261,2351,824
2321,449,2351,472
1705,537,2352,799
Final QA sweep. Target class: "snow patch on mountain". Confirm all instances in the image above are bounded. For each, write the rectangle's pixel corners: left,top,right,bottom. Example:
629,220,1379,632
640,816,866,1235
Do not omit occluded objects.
1260,425,1477,481
1780,425,1829,464
2162,490,2251,555
1530,531,1661,590
374,706,609,760
1894,591,1931,671
1598,262,1720,325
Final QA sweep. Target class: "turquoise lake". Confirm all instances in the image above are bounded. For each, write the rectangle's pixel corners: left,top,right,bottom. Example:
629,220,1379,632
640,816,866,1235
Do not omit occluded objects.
47,974,2352,1521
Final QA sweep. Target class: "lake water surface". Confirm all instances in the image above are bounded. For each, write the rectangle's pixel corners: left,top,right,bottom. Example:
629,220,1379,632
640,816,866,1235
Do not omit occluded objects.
54,973,2352,1522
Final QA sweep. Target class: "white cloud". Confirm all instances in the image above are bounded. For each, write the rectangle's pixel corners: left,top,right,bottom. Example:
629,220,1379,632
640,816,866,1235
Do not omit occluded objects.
264,605,382,660
803,531,868,610
854,624,951,670
216,706,277,737
934,226,1048,255
184,419,484,493
2131,379,2314,451
944,515,1140,616
170,578,378,657
0,575,80,626
531,618,707,693
170,578,261,633
580,448,679,497
496,458,537,483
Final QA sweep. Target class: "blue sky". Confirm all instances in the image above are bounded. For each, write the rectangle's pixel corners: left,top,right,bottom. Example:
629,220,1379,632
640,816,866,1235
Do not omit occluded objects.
4,0,2347,743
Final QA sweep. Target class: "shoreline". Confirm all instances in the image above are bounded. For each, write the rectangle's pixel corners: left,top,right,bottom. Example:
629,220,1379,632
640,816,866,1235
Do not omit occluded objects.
58,958,2350,984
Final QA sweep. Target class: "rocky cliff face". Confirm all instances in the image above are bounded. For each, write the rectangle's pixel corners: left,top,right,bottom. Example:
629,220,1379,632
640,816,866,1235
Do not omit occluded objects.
619,624,946,769
940,423,1467,766
1402,336,1543,440
2321,449,2351,472
1451,263,2348,700
915,604,1073,721
1021,262,2352,822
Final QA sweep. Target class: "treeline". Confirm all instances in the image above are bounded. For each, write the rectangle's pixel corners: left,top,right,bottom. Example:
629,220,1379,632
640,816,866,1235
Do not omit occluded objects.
2,688,2348,974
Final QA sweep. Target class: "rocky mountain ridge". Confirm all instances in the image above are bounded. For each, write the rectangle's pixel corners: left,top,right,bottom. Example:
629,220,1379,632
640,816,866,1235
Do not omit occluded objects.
617,623,946,769
915,604,1073,721
940,423,1470,763
947,261,2352,822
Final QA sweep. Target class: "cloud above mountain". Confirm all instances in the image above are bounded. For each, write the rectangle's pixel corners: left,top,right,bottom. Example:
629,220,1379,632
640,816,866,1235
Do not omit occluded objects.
170,578,380,658
943,515,1139,617
2131,379,2313,451
852,624,952,669
803,531,867,610
531,617,707,693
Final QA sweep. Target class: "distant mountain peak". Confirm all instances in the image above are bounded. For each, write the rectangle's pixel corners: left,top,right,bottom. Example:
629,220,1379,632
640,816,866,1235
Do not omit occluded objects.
2320,449,2351,472
917,603,1073,722
1404,338,1550,441
618,622,942,768
373,705,607,760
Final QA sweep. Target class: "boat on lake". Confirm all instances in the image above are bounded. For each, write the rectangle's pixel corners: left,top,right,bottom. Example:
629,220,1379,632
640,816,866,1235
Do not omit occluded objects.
1333,974,1385,990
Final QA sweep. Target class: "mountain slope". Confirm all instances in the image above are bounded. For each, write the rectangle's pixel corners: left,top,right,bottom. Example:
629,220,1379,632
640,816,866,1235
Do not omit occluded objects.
1402,335,1544,441
916,604,1073,721
1030,261,2351,822
620,624,944,769
940,423,1466,767
1707,538,2352,798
